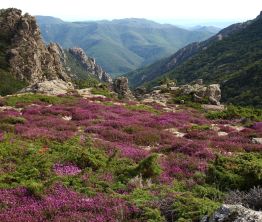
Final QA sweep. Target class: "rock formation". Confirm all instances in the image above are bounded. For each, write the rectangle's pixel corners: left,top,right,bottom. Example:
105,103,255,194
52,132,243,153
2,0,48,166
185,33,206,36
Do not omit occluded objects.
113,77,134,100
201,204,262,222
137,79,222,105
67,48,112,83
21,79,74,95
180,82,221,105
1,8,71,84
0,8,112,96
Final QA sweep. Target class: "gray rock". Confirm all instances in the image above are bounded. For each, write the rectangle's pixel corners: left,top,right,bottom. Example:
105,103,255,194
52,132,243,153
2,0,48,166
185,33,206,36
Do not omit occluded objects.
0,8,72,84
68,48,112,83
21,79,74,95
201,204,262,222
113,77,134,100
178,83,221,105
134,87,147,99
206,84,221,105
252,138,262,144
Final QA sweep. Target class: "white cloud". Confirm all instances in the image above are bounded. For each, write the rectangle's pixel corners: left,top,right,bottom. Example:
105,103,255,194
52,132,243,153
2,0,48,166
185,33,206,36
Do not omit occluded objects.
0,0,261,21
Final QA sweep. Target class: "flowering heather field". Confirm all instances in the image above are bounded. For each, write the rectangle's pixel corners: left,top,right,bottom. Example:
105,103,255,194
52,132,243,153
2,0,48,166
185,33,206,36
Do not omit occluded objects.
0,93,261,221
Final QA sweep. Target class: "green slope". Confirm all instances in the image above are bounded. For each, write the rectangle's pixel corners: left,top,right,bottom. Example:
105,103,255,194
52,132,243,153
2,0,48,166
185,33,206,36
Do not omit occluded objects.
127,13,262,107
37,17,215,75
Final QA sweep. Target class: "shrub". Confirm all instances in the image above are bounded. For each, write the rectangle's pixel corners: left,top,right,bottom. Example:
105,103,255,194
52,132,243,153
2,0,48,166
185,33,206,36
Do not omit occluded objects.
131,154,162,179
206,105,262,122
133,129,161,146
207,153,262,190
172,193,220,221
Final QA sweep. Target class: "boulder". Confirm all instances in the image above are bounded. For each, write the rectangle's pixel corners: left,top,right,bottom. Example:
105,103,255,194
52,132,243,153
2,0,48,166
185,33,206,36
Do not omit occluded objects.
177,83,221,105
134,87,147,99
113,77,134,100
206,84,221,105
252,138,262,144
68,48,112,83
20,79,74,95
201,204,262,222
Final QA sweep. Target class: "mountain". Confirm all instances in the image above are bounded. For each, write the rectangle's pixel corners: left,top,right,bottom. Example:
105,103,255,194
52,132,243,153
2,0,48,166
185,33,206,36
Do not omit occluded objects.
36,16,217,76
188,25,221,34
126,12,262,107
0,8,111,96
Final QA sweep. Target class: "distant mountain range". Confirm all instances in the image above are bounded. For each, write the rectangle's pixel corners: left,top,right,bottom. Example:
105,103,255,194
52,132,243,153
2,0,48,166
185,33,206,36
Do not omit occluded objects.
36,16,218,76
187,25,221,33
126,12,262,107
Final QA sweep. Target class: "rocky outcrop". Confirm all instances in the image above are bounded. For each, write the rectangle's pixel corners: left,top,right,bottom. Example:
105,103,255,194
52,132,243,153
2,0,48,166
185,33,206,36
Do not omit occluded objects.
137,80,221,105
1,8,72,84
113,77,134,100
179,82,221,105
0,8,112,96
21,79,74,95
68,48,112,83
252,138,262,144
201,204,262,222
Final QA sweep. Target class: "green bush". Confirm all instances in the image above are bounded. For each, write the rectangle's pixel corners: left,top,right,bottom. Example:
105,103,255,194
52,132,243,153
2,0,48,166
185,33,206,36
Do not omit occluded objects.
143,207,165,222
132,154,162,179
50,138,108,170
22,180,44,198
207,153,262,190
206,105,262,122
192,185,224,201
173,193,220,221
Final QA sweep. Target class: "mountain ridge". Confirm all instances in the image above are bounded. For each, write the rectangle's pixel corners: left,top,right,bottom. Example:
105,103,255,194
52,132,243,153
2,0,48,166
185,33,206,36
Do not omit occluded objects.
126,11,262,106
36,16,217,75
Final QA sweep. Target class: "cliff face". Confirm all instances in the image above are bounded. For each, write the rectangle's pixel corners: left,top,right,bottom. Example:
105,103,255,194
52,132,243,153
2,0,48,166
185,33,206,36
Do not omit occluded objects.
66,48,112,83
1,8,71,84
0,8,112,96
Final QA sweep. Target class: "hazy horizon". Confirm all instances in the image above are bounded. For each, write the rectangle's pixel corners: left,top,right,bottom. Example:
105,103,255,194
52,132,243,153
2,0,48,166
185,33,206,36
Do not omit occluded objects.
1,0,261,28
36,15,242,28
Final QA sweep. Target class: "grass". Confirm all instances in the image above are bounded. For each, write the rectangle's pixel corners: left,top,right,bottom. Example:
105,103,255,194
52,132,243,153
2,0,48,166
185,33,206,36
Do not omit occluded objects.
90,85,115,98
125,104,160,114
206,105,262,122
2,93,77,107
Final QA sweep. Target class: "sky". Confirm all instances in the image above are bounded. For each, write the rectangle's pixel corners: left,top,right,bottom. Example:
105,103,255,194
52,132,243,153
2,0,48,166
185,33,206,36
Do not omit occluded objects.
1,0,262,27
